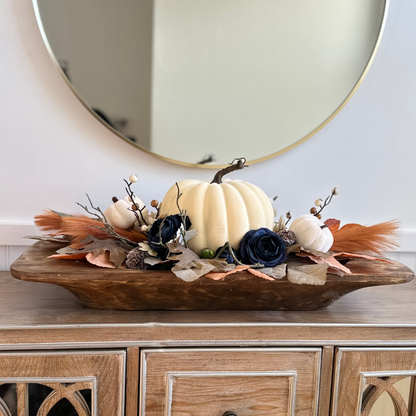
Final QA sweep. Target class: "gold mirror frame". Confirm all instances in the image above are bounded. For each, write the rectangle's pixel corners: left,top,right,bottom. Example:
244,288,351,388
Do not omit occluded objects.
33,0,389,169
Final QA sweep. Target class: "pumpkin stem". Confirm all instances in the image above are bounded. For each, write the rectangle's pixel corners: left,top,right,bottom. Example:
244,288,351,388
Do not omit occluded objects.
320,224,328,230
112,197,118,203
211,157,248,184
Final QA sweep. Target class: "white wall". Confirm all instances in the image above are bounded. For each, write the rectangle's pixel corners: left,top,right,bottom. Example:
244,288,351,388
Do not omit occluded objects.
1,0,416,270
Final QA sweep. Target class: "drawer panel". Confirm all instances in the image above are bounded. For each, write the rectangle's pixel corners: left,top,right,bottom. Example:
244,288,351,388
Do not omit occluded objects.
332,347,416,416
141,348,321,416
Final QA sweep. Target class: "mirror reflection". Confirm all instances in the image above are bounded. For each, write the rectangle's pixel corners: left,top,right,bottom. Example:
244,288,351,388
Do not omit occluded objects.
36,0,386,165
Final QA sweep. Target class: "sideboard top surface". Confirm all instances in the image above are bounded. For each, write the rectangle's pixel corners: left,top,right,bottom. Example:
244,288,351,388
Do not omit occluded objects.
0,271,414,327
2,270,416,347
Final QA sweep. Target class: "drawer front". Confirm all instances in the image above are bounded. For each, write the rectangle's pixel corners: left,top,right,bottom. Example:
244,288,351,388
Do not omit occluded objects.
141,348,322,416
332,347,416,416
0,350,125,416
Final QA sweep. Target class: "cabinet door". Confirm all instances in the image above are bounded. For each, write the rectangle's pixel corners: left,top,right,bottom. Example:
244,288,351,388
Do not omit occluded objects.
140,348,322,416
332,347,416,416
0,350,125,416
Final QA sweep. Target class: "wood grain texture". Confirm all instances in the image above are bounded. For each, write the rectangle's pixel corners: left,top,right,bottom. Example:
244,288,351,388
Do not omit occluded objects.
10,242,414,311
3,271,416,347
170,376,292,415
332,348,416,416
126,348,140,416
318,346,334,416
0,351,125,416
141,348,321,416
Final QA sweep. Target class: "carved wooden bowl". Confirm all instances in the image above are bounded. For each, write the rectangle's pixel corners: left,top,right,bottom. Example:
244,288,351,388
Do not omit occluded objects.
10,241,414,311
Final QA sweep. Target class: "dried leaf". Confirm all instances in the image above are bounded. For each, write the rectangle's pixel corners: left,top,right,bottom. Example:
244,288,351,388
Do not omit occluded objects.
324,218,341,233
286,245,351,275
205,265,250,280
259,264,287,279
166,242,234,282
144,256,171,266
48,252,88,260
139,242,159,258
172,262,216,282
287,262,328,286
49,235,128,268
79,235,127,268
295,251,351,275
247,268,275,281
273,216,286,233
86,252,115,268
286,244,302,254
184,229,198,242
333,252,392,263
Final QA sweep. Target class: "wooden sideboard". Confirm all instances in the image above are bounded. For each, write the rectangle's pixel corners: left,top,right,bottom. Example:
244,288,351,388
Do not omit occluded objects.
1,271,416,416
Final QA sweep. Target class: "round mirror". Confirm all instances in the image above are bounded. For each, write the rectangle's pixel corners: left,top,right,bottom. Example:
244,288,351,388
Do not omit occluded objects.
34,0,387,167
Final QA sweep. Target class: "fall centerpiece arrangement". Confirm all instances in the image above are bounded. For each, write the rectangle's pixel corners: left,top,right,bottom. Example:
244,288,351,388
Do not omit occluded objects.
30,157,401,287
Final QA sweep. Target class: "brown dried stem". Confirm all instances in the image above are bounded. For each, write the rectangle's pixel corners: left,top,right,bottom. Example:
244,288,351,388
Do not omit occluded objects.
175,182,189,248
124,179,148,225
76,194,137,249
214,241,264,269
314,189,337,217
211,157,248,184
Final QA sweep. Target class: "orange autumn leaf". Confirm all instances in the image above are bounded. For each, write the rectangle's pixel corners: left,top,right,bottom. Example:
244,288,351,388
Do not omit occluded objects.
205,265,276,281
333,252,392,263
246,268,275,281
324,218,341,233
86,252,116,269
205,265,250,280
296,252,352,275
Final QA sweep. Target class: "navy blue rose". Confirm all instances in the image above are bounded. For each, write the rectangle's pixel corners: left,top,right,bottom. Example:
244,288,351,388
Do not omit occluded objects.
148,214,191,259
215,246,239,264
240,228,287,267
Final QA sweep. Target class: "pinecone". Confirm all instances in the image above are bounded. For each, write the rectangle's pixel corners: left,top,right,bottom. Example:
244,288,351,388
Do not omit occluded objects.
126,247,149,270
276,229,296,247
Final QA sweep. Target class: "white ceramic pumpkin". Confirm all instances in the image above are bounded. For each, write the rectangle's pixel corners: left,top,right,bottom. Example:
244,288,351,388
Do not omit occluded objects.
104,195,147,230
159,159,274,255
289,214,334,252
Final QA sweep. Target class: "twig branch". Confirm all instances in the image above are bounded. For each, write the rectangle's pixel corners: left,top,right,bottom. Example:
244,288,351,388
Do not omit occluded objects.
157,216,167,248
175,182,190,249
77,193,137,249
285,211,292,226
314,188,338,217
124,179,148,226
214,241,264,269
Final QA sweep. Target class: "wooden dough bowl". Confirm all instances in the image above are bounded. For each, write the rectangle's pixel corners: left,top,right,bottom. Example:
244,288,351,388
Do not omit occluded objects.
10,241,414,311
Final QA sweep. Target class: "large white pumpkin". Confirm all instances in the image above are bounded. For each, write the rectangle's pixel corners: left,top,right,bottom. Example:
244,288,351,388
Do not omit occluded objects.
289,214,334,252
159,161,274,255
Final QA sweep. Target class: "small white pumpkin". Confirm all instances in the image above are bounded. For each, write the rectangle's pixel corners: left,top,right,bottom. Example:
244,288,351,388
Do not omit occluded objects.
159,159,274,255
104,196,147,230
289,214,334,252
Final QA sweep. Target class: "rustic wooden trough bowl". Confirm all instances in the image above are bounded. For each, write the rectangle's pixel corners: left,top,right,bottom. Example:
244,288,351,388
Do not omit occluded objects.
10,241,414,311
